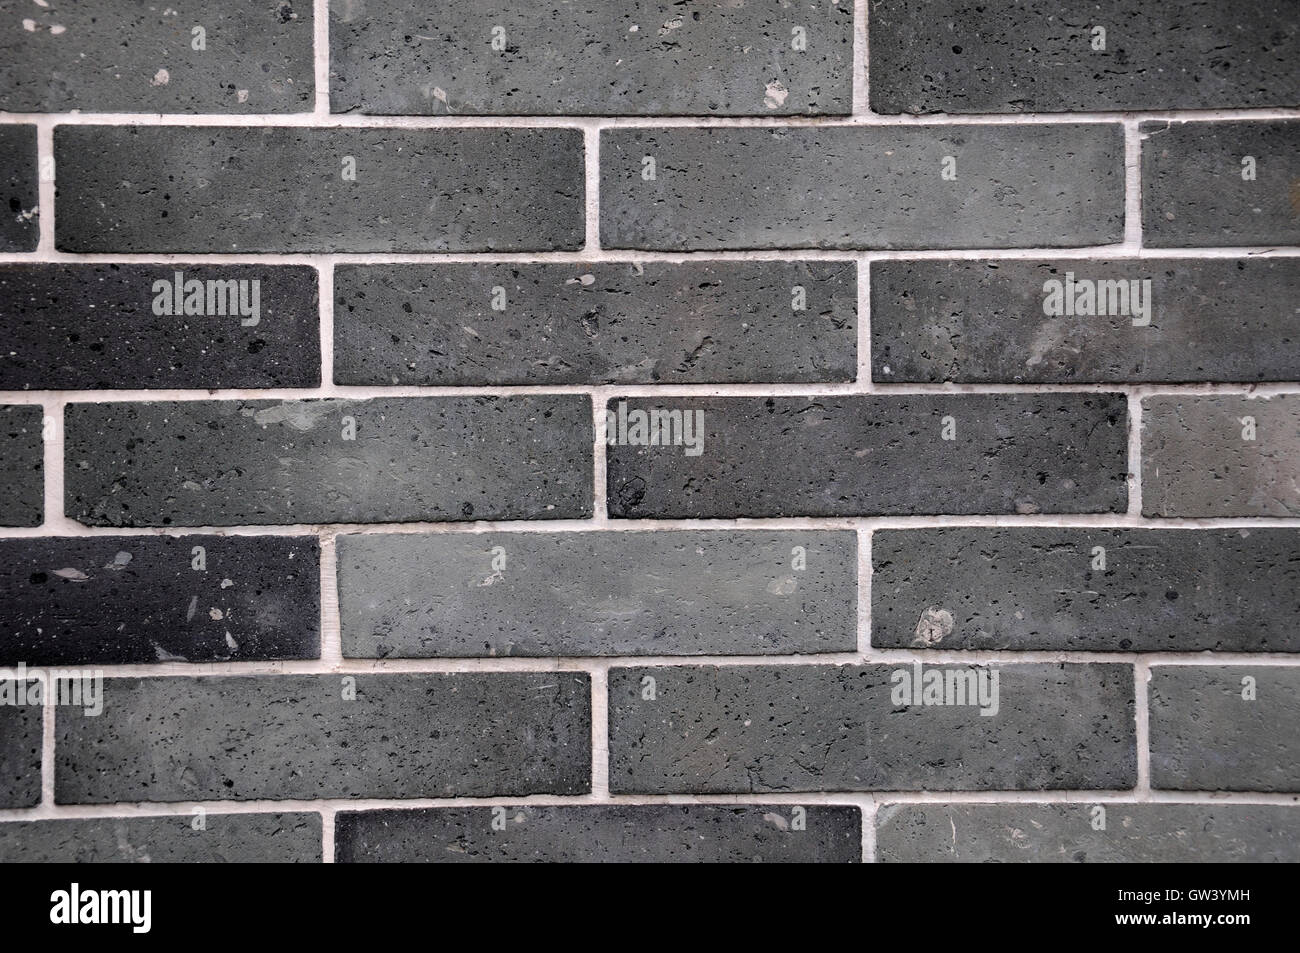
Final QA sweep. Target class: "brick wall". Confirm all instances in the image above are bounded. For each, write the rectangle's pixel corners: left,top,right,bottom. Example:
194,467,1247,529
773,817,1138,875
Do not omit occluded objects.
0,0,1297,863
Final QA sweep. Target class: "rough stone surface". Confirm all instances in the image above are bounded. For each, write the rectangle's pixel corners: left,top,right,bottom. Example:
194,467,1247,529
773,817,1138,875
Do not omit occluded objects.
338,531,857,657
0,125,38,252
330,0,853,116
0,698,40,808
600,125,1124,250
876,803,1300,862
869,0,1300,114
1141,395,1300,517
0,265,320,389
65,397,594,526
0,0,314,113
870,258,1300,383
605,395,1128,518
0,813,322,863
872,528,1300,653
0,535,319,665
0,404,42,527
1149,666,1300,792
333,261,857,385
55,126,584,253
608,663,1136,793
336,805,861,862
55,673,592,802
1142,120,1300,247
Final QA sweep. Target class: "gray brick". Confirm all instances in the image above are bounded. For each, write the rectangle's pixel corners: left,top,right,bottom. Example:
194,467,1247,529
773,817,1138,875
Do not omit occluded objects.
0,404,42,528
0,125,37,252
54,126,584,253
0,813,322,863
0,0,313,113
1142,395,1300,517
1150,666,1300,792
871,258,1300,384
333,262,856,386
0,697,40,808
65,396,593,527
329,0,852,116
335,804,861,863
876,803,1300,863
0,535,319,666
55,672,591,802
1142,120,1300,247
0,265,319,389
605,395,1128,519
338,531,856,658
600,125,1123,250
872,529,1300,653
608,663,1136,793
869,0,1300,114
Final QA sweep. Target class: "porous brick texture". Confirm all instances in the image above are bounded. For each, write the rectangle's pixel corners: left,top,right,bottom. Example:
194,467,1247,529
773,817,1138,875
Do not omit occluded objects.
0,0,1296,864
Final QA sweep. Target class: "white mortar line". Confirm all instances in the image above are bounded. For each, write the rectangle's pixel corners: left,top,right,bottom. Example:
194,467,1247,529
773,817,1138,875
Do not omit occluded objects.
6,381,1300,405
3,247,1296,266
320,805,335,863
856,256,872,390
7,651,1299,682
856,528,871,659
1127,393,1143,516
853,0,868,115
590,665,610,798
0,789,1293,826
859,794,877,862
317,261,340,396
5,512,1300,541
591,385,612,527
33,117,54,255
313,0,330,118
40,683,55,810
1,108,1297,128
1135,660,1152,799
319,534,341,665
583,123,601,251
1123,120,1143,247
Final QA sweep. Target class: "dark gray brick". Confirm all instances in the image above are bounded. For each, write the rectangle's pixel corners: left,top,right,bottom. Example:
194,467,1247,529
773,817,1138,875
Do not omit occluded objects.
55,672,591,802
1142,395,1300,517
1149,666,1300,792
0,535,319,666
869,0,1300,114
1142,120,1300,247
336,804,861,863
600,125,1123,250
0,125,38,252
0,265,319,390
54,126,584,253
0,404,42,527
333,262,856,386
0,0,313,113
330,0,852,116
338,531,856,658
0,813,322,863
608,663,1136,793
65,396,593,527
605,395,1128,519
871,258,1300,384
877,803,1300,863
0,697,40,808
872,529,1300,653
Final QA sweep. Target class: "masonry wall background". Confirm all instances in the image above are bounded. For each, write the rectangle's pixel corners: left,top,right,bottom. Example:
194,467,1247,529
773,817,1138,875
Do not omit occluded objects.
0,0,1297,863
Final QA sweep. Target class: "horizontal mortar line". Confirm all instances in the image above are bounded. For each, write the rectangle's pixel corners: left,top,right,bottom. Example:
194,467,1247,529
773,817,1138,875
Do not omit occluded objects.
8,381,1300,403
1,788,1296,824
1,107,1299,127
7,513,1300,539
2,247,1297,266
10,651,1300,679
